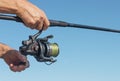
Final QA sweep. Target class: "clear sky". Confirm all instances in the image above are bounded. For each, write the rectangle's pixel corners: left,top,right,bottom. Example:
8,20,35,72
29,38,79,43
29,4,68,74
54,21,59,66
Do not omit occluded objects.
0,0,120,81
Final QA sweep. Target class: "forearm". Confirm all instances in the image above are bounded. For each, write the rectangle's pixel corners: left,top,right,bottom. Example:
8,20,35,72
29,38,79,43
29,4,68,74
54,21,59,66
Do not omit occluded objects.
0,0,19,14
0,43,12,58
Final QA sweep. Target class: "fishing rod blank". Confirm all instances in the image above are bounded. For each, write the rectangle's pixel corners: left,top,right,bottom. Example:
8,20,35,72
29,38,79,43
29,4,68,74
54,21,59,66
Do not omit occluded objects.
0,14,120,33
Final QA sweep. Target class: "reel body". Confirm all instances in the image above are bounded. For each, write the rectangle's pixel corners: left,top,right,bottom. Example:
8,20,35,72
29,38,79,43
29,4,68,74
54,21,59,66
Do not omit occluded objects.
19,31,59,64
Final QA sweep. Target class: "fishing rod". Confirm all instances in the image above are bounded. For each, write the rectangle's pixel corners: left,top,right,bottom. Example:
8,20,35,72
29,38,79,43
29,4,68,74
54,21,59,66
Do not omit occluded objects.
0,14,120,65
0,14,120,33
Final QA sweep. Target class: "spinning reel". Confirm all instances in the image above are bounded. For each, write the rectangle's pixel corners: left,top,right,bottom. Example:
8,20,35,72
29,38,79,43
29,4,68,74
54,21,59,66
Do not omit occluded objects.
19,30,59,64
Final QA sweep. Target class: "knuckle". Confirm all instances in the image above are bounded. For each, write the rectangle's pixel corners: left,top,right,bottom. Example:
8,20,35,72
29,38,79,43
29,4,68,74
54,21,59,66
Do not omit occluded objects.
25,20,36,29
40,16,44,21
28,20,35,26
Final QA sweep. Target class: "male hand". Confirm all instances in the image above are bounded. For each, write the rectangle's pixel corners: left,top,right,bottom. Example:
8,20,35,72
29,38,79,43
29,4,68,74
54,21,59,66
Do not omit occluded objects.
0,0,50,30
2,50,29,72
16,0,50,30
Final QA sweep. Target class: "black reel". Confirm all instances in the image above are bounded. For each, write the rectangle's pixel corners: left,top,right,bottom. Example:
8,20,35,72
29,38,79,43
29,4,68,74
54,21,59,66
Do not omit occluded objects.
19,30,59,64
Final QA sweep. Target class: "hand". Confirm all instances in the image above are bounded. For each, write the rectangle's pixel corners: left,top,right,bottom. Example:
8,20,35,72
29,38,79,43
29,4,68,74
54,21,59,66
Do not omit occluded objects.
16,0,50,30
0,0,50,30
2,50,29,72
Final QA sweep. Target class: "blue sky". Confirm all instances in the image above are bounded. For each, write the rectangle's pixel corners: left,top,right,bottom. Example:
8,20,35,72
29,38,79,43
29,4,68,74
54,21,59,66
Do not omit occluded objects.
0,0,120,81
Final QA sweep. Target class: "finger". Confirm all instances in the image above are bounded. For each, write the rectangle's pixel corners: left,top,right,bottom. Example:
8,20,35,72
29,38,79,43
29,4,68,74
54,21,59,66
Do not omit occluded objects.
33,20,39,30
17,54,30,68
10,65,18,72
24,60,30,68
10,62,28,72
9,64,18,72
40,12,50,30
10,65,25,72
43,15,50,30
17,65,26,72
15,54,29,68
36,17,44,30
18,60,30,68
32,17,41,30
24,19,35,29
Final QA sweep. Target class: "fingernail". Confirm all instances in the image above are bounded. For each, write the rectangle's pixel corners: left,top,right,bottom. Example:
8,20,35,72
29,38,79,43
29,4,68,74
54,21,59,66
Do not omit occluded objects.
10,64,13,67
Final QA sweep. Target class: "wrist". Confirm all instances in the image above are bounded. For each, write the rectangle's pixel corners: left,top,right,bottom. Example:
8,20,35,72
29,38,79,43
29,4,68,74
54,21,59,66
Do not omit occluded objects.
0,0,20,14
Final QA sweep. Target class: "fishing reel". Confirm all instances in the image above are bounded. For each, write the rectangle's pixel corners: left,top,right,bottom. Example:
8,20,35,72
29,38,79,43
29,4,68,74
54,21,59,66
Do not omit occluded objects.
19,30,59,64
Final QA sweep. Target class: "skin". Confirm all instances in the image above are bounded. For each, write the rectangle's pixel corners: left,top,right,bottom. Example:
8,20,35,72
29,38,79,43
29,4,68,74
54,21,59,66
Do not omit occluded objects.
0,0,50,72
0,43,29,72
0,0,50,30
